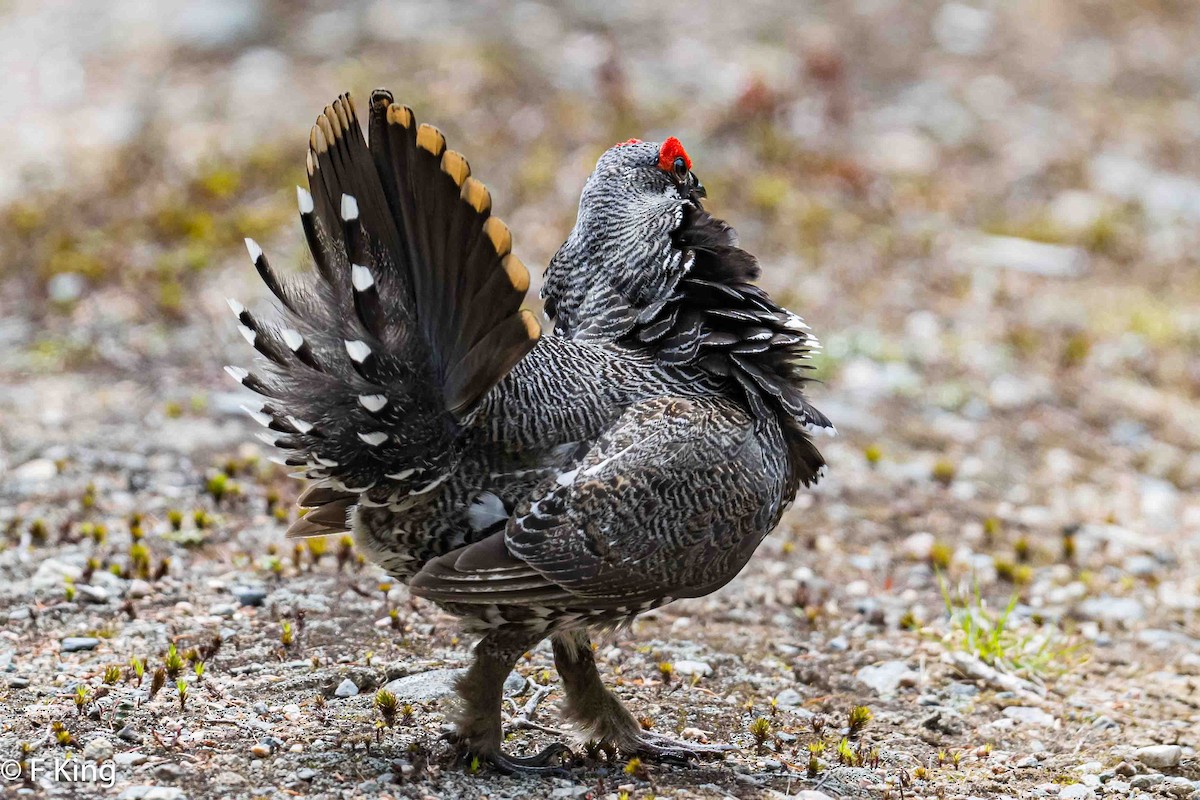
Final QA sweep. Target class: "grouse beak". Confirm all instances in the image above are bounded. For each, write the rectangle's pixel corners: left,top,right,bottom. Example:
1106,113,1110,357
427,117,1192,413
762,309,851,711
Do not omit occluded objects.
691,178,707,200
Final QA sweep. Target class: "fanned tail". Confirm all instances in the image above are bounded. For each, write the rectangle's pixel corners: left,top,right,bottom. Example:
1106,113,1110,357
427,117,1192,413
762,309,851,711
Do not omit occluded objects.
224,91,540,536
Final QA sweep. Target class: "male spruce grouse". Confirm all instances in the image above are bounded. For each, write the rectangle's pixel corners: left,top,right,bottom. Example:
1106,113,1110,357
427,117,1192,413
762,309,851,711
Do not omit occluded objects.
227,90,833,772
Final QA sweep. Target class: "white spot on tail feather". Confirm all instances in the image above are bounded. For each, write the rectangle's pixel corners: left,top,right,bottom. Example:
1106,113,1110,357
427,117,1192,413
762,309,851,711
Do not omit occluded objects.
237,325,256,345
240,404,272,427
468,492,508,532
385,468,416,481
351,264,374,292
226,298,246,316
340,194,359,221
244,238,263,262
357,431,388,446
255,431,280,446
358,394,388,412
345,340,371,363
282,329,304,351
296,186,313,214
224,365,249,383
285,415,314,434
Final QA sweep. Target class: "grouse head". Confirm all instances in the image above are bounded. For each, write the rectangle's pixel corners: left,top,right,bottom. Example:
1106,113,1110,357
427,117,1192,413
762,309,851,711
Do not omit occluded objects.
542,136,711,337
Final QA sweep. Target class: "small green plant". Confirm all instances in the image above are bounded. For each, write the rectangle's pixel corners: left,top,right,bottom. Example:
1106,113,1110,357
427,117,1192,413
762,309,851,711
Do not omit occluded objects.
938,574,1079,677
375,689,398,727
167,509,184,531
102,665,121,685
51,721,74,747
129,657,145,686
749,716,771,752
807,740,825,777
863,444,882,465
176,679,188,711
931,459,956,486
848,705,872,737
193,662,206,682
73,685,89,716
63,578,76,602
835,737,857,765
164,643,184,679
206,472,229,503
657,661,673,684
280,621,294,648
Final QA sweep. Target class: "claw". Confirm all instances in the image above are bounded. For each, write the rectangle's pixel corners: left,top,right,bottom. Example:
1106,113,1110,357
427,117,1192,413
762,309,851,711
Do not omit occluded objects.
447,736,573,776
630,732,735,764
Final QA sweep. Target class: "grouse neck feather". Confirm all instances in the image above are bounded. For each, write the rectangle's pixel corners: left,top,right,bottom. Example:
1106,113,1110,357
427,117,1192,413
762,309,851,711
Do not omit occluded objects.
624,200,833,489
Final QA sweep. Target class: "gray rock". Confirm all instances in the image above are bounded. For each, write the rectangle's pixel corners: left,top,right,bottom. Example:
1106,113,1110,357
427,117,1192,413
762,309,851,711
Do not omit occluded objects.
503,671,527,696
12,458,57,484
856,660,918,697
117,726,141,743
1058,785,1095,799
83,735,114,762
76,584,109,604
297,768,318,781
231,585,268,607
381,667,526,701
1077,596,1145,625
62,637,101,652
117,789,186,800
774,688,802,707
673,659,712,677
114,752,148,767
1002,706,1055,726
334,678,359,698
1131,774,1165,789
1135,744,1181,769
382,668,464,701
208,602,237,617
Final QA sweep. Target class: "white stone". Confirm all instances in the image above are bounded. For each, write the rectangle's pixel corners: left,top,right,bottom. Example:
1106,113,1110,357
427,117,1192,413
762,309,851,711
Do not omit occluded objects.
1058,785,1095,799
333,678,359,698
857,661,918,698
1135,744,1181,769
1002,706,1055,726
12,458,57,483
83,736,114,762
673,660,713,678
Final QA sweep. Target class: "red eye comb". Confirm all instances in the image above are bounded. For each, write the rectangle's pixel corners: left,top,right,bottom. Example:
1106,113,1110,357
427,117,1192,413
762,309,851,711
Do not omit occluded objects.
658,137,691,171
617,138,642,146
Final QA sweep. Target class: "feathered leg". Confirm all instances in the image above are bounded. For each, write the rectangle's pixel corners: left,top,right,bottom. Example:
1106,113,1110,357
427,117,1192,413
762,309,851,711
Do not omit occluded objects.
551,630,733,763
448,629,570,774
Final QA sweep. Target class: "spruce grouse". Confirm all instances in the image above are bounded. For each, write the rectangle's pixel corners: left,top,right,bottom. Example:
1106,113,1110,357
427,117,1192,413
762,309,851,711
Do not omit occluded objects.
227,90,833,772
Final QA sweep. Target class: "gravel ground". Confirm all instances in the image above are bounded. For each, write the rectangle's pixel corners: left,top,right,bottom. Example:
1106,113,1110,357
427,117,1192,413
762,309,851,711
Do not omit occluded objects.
2,2,1199,799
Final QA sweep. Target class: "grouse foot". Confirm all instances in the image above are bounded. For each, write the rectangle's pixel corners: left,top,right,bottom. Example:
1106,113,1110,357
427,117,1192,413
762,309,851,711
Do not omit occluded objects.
444,731,572,775
552,631,734,765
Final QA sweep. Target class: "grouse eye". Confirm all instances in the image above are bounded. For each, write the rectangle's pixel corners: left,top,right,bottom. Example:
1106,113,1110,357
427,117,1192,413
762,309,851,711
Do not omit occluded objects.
672,156,688,179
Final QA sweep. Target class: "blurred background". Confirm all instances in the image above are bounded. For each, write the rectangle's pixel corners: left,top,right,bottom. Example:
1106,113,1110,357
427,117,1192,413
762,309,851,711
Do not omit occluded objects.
3,0,1199,520
1,1,1198,795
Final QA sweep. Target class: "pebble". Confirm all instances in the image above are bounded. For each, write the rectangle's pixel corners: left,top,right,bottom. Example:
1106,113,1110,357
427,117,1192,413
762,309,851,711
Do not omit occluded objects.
83,735,114,762
381,668,463,701
250,741,273,758
117,789,186,800
774,688,802,707
1135,744,1181,768
12,458,57,484
1058,785,1095,799
76,584,109,604
1131,774,1164,789
673,659,712,678
1002,706,1055,726
114,752,148,767
62,637,101,652
297,768,317,781
334,678,359,698
209,602,238,617
232,585,268,607
901,531,935,560
117,726,140,743
126,580,153,598
1078,596,1145,625
856,660,918,697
